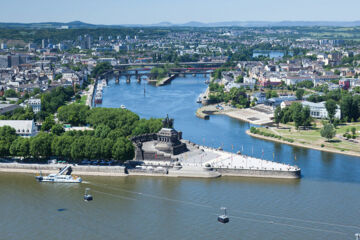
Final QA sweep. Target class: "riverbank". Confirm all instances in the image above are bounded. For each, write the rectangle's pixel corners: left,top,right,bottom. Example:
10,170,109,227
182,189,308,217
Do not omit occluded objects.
196,104,273,125
0,163,220,178
246,128,360,157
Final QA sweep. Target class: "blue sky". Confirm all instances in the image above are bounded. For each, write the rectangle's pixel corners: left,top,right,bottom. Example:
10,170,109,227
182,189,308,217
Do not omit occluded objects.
2,0,360,24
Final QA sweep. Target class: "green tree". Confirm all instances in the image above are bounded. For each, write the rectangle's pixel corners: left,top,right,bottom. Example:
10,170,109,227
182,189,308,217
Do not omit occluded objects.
51,124,65,135
94,124,111,138
0,126,17,157
4,89,18,98
112,137,134,162
320,124,336,141
291,102,303,129
274,106,283,128
41,115,55,131
325,99,337,123
10,137,30,158
30,133,53,160
296,89,305,100
340,95,353,122
58,104,90,126
351,127,357,136
301,106,312,128
101,138,114,160
71,136,86,161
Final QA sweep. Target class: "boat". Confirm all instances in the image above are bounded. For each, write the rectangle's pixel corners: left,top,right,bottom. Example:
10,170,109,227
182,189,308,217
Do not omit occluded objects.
197,93,204,103
84,188,93,201
217,207,229,224
121,105,126,109
36,166,82,183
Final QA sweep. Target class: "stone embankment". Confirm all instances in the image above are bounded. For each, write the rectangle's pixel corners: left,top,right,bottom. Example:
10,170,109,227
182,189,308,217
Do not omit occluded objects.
0,163,127,176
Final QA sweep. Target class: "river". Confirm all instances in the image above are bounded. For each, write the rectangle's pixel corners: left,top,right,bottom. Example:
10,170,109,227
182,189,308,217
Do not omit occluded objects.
1,75,360,239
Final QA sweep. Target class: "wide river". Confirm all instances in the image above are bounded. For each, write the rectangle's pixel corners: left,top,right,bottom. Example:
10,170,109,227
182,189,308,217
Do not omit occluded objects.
1,75,360,239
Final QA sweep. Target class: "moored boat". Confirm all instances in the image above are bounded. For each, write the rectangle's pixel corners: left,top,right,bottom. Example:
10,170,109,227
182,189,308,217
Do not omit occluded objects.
36,166,82,183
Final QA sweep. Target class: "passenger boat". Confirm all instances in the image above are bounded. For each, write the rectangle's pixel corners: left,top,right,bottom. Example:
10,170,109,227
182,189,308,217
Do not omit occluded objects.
121,105,126,109
36,166,82,183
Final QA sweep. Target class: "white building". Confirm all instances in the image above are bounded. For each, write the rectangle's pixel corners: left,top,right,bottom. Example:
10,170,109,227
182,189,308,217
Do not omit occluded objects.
301,101,341,119
0,120,37,137
27,98,41,113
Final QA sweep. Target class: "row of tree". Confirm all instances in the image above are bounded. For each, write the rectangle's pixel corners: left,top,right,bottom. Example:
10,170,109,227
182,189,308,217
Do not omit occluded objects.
8,132,134,162
0,105,164,162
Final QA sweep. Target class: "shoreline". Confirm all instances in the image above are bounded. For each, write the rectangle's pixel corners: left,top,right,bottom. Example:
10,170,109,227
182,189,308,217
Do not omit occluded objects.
196,104,273,125
246,130,360,157
0,162,299,179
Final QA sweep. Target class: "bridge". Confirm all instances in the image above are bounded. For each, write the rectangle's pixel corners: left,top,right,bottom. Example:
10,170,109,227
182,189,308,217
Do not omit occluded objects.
113,61,225,69
97,64,219,84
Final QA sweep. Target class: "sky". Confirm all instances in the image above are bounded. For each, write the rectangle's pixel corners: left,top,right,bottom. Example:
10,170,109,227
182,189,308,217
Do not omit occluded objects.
2,0,360,25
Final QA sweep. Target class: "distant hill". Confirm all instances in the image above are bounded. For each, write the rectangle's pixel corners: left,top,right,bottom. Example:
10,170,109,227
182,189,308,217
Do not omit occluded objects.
0,20,360,28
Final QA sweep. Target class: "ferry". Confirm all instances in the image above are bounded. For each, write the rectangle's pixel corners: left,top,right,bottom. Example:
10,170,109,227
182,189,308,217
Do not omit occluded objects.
121,105,126,109
36,166,82,183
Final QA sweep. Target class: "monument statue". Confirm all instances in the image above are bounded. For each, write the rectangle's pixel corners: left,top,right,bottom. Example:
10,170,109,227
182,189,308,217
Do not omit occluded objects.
162,114,174,129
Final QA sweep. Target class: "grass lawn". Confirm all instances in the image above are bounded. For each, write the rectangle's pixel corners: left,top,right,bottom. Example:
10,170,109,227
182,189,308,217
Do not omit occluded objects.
256,122,360,154
76,95,87,105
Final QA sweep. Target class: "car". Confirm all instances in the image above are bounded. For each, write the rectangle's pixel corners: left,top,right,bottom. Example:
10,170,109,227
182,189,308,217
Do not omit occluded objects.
90,160,99,165
79,160,91,165
99,160,107,165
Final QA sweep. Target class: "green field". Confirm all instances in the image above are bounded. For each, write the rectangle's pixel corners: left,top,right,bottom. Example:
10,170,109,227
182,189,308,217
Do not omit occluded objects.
254,122,360,154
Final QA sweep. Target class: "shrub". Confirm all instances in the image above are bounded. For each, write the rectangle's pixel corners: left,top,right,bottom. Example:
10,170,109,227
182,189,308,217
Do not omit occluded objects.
321,144,324,147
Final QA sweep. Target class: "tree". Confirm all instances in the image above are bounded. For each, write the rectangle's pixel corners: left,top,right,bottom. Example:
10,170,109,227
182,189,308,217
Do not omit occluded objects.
303,106,312,127
4,89,18,98
274,106,283,128
0,126,17,157
291,102,303,129
30,133,53,160
112,137,134,163
296,89,305,100
58,104,90,126
10,138,30,158
320,124,336,141
351,127,357,136
71,136,86,161
325,99,337,123
41,115,55,131
94,124,111,138
51,124,65,135
340,95,353,122
101,138,114,160
91,62,113,78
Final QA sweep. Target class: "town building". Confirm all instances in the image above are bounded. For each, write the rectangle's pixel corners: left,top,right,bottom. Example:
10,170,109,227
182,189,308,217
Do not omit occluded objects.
27,98,41,113
0,120,37,137
301,101,341,119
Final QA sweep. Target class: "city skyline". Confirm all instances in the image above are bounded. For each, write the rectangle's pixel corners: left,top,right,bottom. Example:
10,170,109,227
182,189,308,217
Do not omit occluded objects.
2,0,360,25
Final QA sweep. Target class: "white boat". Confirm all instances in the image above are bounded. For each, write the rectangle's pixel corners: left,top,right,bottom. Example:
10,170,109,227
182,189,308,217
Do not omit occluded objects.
121,105,126,109
36,166,82,183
